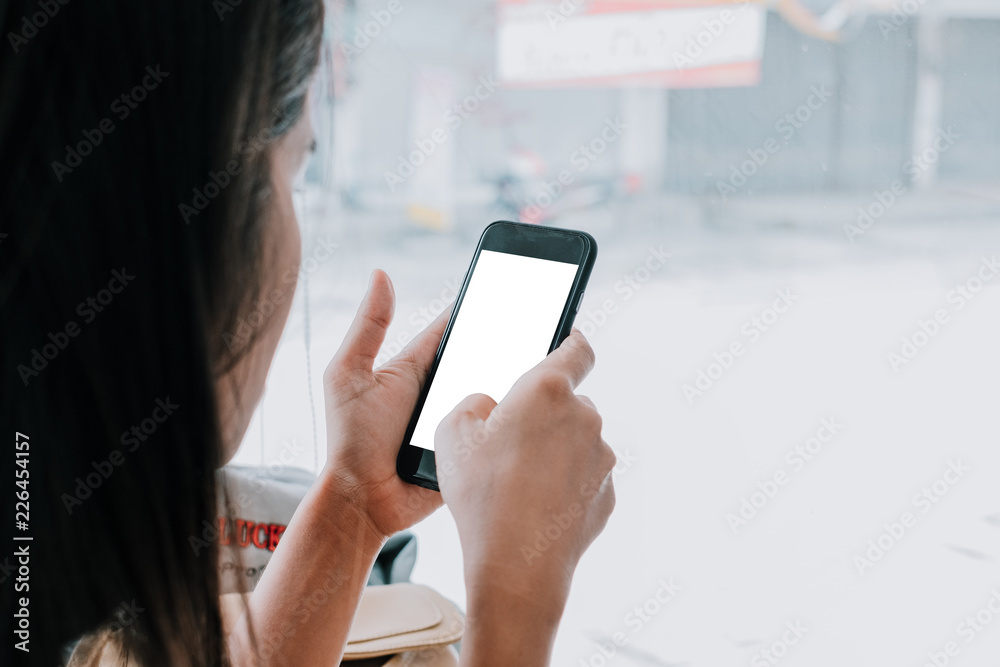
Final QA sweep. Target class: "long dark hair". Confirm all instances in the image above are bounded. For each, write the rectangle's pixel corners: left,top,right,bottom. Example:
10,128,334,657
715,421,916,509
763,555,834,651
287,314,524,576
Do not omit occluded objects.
0,0,322,664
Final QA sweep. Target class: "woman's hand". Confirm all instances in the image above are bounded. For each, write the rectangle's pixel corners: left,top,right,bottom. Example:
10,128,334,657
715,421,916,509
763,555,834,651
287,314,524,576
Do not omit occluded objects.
322,270,448,540
435,330,617,665
231,271,447,666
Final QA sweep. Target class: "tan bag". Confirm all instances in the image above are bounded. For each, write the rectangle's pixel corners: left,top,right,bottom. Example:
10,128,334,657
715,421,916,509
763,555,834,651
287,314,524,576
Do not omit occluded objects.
69,583,463,666
220,583,463,666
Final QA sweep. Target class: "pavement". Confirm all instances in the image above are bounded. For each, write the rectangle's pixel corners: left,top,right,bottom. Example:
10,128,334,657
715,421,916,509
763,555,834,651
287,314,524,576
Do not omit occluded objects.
232,189,1000,665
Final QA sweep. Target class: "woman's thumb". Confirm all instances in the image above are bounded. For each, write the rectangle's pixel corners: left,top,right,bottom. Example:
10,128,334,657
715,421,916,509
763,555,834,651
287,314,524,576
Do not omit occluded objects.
331,270,395,374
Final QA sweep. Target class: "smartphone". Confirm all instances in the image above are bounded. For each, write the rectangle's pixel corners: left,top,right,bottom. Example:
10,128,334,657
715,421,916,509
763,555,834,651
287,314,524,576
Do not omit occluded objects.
396,220,597,491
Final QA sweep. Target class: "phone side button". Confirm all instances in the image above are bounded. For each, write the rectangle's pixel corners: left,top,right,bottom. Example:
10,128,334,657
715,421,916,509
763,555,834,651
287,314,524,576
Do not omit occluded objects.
575,291,585,312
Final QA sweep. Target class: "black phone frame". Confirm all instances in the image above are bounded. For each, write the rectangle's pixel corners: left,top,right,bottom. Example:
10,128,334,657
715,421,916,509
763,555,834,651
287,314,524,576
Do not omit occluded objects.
396,220,598,491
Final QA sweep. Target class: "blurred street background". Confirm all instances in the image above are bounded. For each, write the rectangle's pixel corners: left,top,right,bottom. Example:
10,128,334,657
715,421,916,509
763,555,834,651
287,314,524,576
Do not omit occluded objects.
231,1,1000,664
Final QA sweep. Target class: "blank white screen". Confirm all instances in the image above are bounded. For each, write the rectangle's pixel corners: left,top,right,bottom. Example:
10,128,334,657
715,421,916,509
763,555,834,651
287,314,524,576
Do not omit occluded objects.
410,249,579,450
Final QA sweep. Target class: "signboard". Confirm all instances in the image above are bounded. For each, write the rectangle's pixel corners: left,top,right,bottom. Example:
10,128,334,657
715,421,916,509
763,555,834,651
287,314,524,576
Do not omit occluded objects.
497,0,767,88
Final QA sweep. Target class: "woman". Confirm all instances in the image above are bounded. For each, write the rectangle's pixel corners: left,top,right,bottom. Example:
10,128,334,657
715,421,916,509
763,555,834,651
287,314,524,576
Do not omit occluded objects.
0,1,615,665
